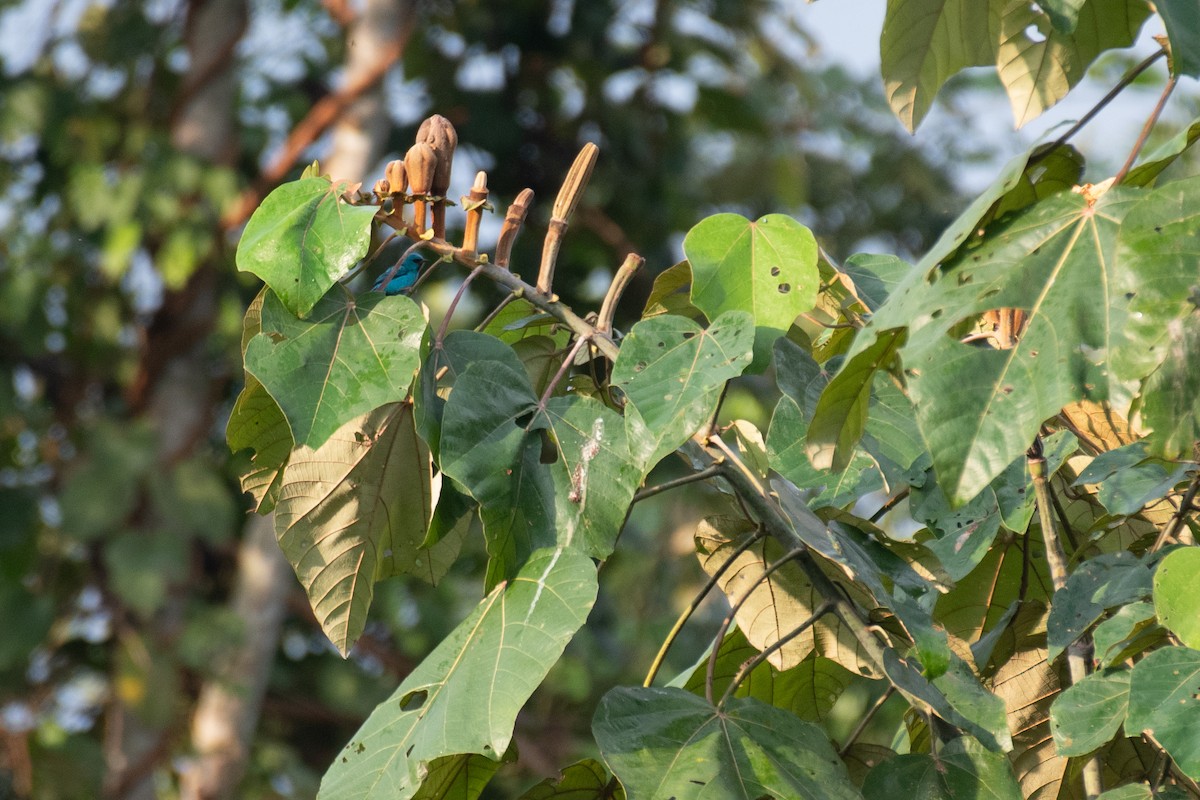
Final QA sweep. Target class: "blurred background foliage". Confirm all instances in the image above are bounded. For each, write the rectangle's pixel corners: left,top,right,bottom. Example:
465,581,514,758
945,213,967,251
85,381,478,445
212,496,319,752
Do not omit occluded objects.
0,0,1017,796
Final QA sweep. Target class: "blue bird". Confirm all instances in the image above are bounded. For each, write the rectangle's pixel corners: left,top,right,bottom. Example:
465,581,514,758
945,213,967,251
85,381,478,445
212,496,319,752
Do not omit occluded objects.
372,253,426,295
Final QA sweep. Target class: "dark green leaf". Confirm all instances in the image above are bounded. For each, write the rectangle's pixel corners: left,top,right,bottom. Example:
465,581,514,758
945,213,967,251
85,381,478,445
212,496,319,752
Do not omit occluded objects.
861,736,1021,799
593,688,860,800
1125,118,1200,187
841,254,911,312
236,177,377,318
1074,442,1191,516
516,759,621,800
1047,552,1153,661
1157,0,1200,76
245,287,425,449
1093,601,1159,668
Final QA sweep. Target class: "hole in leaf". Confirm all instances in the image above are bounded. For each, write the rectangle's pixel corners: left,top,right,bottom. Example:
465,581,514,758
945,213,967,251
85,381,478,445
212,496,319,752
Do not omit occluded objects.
399,690,428,711
1024,23,1046,43
515,411,534,427
682,331,696,339
777,283,790,294
407,745,415,757
770,266,781,277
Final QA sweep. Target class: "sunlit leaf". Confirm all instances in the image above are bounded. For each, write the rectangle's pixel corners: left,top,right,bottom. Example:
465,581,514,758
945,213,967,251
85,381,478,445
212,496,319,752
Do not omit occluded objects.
275,403,449,655
236,177,377,318
684,214,818,368
1153,546,1200,650
245,287,425,449
612,311,753,471
593,687,860,800
320,548,597,800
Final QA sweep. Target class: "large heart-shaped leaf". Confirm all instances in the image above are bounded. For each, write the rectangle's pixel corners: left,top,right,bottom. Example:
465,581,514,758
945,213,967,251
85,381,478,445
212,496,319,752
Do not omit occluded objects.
440,359,639,588
236,177,377,318
683,214,818,368
245,287,425,449
593,687,860,800
275,402,453,655
319,547,598,800
902,189,1139,503
612,311,753,471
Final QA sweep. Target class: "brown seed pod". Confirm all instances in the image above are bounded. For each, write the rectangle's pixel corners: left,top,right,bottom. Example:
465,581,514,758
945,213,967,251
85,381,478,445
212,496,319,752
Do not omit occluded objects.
405,142,438,235
384,159,407,195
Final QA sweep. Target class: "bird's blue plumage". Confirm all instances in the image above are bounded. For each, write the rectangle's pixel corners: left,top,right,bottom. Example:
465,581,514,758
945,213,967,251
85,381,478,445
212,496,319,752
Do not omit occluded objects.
372,253,426,295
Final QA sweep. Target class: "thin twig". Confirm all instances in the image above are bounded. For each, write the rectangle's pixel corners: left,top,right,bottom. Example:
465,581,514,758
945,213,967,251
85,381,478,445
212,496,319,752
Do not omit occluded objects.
1153,469,1200,552
343,230,401,284
632,466,723,505
1114,73,1178,185
643,527,767,688
1046,48,1166,153
718,601,832,708
870,489,909,523
838,686,896,757
537,334,590,408
705,547,807,705
474,293,518,333
434,264,488,345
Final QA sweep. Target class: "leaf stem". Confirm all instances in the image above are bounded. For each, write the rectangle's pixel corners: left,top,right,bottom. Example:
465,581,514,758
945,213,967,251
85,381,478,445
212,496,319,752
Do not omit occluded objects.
870,489,909,523
632,466,723,505
434,264,487,345
474,293,518,333
1114,73,1178,185
1029,438,1101,798
838,685,895,757
1047,48,1166,152
537,334,590,408
717,601,832,708
1153,469,1200,551
642,526,766,688
705,546,807,705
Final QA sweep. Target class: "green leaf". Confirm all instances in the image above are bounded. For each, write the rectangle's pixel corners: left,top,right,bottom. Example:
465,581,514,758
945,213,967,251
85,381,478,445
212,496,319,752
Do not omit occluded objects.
1047,552,1153,661
681,628,855,723
880,649,1012,751
1125,119,1200,187
440,360,639,588
1153,546,1200,649
275,402,448,655
236,177,377,318
1157,0,1200,77
1038,0,1088,31
684,214,818,369
593,688,860,800
0,584,54,670
227,377,291,513
807,329,903,472
416,330,522,463
612,311,754,471
1139,321,1200,460
861,736,1021,800
903,188,1139,504
1126,646,1200,780
516,759,621,800
879,0,997,132
996,1,1150,128
1093,601,1159,668
1113,176,1200,383
1074,442,1191,516
410,751,512,800
841,254,911,312
319,548,598,800
246,287,424,449
641,260,702,321
1049,668,1131,756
